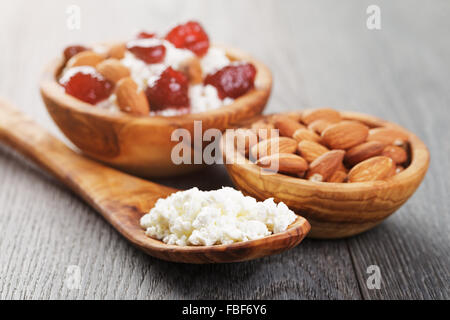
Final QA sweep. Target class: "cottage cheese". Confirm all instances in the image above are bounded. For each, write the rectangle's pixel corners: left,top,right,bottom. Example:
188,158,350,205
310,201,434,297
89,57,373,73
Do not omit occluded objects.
140,187,297,246
59,66,102,84
117,40,233,115
200,47,231,75
61,38,235,115
189,84,234,113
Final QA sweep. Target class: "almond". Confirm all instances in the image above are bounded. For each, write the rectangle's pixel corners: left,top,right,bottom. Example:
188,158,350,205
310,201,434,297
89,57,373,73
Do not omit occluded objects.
250,137,297,160
66,50,104,68
96,59,130,83
307,119,337,134
367,127,409,145
273,115,305,137
292,128,322,143
328,169,348,183
301,108,341,125
347,156,394,182
345,141,385,166
256,153,308,175
387,162,397,178
306,150,345,182
297,140,329,163
234,128,258,156
115,77,150,115
244,108,411,183
321,121,369,149
108,43,127,60
381,145,408,164
282,112,303,122
327,162,348,182
336,161,348,173
251,121,276,140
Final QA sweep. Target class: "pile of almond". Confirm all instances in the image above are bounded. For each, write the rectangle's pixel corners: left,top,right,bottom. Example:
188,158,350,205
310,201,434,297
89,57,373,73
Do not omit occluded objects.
241,108,410,183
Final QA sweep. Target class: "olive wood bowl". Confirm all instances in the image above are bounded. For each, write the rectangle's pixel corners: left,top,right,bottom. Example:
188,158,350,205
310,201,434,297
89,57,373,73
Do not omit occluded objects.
40,44,272,178
221,111,430,239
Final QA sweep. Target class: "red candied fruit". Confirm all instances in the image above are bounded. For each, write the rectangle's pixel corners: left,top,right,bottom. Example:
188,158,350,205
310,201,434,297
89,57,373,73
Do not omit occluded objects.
204,63,257,99
63,45,88,61
137,31,156,39
60,67,114,104
145,67,189,110
165,21,209,56
127,42,166,64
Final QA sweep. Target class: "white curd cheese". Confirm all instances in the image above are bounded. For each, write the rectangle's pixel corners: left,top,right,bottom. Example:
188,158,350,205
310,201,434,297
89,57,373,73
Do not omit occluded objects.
96,93,119,112
162,40,195,69
189,84,234,113
121,51,166,90
149,107,190,117
140,187,297,246
60,32,241,116
200,47,230,75
117,41,233,115
59,66,101,84
61,39,236,115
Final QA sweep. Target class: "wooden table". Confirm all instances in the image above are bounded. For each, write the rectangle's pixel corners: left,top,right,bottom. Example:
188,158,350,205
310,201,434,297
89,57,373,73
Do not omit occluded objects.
0,0,448,299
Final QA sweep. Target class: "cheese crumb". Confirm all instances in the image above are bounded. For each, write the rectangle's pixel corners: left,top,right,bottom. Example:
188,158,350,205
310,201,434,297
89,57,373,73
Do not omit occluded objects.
188,84,234,113
116,43,232,115
201,47,231,75
140,187,297,246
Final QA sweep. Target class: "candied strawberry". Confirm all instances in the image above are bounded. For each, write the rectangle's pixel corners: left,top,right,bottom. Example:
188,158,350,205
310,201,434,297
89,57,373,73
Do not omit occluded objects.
137,31,156,39
63,45,88,61
204,63,257,99
165,21,209,56
145,67,189,110
60,67,114,104
127,42,166,64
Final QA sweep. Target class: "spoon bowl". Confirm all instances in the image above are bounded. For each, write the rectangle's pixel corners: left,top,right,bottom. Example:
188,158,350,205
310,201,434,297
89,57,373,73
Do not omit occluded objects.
0,99,309,263
40,44,272,178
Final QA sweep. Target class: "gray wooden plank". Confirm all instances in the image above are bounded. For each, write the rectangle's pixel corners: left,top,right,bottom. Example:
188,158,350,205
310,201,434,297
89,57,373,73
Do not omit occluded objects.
0,146,361,299
265,0,450,299
0,0,362,299
341,0,450,299
0,0,448,300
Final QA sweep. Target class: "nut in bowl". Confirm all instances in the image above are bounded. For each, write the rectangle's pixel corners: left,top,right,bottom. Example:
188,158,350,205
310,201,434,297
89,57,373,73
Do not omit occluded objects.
221,108,430,239
40,21,272,178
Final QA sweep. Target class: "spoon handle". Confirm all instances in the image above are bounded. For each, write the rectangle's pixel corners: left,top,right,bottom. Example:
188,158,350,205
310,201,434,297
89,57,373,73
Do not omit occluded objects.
0,98,86,177
0,98,165,198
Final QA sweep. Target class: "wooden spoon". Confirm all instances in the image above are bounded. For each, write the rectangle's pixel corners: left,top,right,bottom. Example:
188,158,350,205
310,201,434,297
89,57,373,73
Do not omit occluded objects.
0,99,310,263
40,44,272,178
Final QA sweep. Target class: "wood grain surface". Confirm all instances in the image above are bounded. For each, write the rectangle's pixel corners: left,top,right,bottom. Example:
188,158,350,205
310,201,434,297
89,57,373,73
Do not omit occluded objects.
0,0,448,299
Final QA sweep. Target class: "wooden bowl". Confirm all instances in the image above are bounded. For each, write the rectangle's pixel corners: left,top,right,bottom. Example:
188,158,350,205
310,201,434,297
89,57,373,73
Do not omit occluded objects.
40,45,272,178
221,111,430,239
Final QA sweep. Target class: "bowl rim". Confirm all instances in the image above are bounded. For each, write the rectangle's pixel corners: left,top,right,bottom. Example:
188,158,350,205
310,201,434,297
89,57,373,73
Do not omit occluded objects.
221,110,430,192
39,43,272,126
